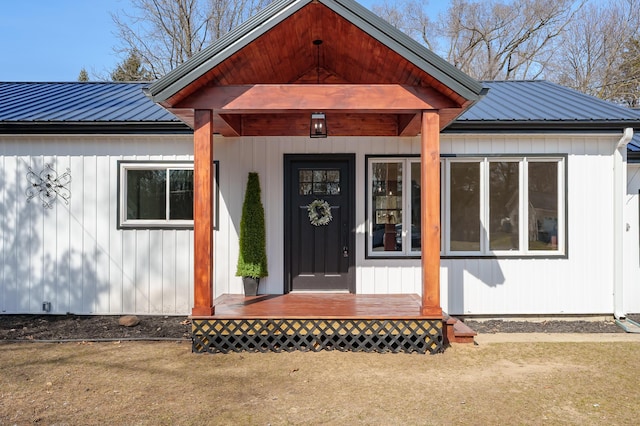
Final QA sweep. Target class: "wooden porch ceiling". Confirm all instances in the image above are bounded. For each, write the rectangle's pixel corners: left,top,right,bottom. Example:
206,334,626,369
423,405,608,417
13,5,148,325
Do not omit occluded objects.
162,2,473,137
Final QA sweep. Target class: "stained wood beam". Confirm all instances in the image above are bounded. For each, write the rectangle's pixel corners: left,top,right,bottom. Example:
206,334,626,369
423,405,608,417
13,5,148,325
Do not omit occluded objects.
437,107,466,131
215,114,242,136
420,111,442,318
176,84,458,113
398,113,421,136
192,109,215,316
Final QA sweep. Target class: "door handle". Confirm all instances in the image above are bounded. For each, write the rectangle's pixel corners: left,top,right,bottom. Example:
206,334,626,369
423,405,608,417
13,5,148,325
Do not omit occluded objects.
342,221,349,258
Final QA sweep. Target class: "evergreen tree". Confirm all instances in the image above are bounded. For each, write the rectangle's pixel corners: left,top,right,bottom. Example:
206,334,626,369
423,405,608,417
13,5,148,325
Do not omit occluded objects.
77,68,89,82
236,172,268,279
111,51,153,81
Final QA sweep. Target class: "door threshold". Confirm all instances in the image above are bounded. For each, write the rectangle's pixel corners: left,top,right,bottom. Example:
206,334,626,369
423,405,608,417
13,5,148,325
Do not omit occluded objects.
289,290,351,294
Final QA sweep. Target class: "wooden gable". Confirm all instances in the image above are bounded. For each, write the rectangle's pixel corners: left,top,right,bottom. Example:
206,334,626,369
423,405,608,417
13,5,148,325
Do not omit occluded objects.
155,1,477,137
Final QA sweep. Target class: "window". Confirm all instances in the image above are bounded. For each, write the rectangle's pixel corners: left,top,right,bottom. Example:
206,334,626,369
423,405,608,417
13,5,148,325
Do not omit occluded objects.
118,162,194,229
299,169,341,195
367,157,421,256
367,156,565,257
444,156,564,256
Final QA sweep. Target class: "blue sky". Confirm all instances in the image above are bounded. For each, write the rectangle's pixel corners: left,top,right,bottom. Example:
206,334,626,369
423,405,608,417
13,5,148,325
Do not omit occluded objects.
0,0,448,82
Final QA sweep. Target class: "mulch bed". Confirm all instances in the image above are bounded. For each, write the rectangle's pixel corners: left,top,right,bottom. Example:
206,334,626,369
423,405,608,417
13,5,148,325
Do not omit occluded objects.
466,319,624,334
1,314,638,341
0,315,192,341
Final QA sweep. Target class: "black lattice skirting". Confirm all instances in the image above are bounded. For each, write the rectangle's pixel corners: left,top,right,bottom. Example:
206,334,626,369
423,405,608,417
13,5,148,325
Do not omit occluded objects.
192,318,443,354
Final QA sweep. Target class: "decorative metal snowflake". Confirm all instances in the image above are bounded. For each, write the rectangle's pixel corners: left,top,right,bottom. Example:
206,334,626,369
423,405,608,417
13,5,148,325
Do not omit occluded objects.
26,164,71,209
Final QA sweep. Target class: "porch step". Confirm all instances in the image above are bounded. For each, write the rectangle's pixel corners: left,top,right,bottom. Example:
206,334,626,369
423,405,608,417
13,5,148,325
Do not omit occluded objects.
444,315,477,344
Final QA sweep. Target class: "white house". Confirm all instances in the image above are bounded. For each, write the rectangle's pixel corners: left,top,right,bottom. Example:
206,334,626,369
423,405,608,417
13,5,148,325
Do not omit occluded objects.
1,0,640,352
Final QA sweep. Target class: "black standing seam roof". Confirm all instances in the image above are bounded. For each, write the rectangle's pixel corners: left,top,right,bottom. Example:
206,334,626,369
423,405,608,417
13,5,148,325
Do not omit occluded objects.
0,82,181,123
453,81,640,123
1,80,639,142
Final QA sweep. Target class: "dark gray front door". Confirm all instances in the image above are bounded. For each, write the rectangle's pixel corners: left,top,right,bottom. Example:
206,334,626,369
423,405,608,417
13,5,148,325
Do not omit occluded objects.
284,154,355,292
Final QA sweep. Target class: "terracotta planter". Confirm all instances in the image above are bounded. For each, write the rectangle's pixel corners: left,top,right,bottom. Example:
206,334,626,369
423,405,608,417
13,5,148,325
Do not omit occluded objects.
242,277,260,296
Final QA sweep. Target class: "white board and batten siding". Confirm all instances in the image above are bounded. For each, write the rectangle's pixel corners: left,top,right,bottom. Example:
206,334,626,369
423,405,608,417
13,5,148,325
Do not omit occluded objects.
216,133,622,316
625,164,640,314
440,134,617,316
0,132,629,316
0,135,194,315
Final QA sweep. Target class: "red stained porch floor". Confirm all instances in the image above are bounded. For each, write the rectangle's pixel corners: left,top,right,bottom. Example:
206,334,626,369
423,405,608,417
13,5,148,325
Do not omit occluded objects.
192,293,439,319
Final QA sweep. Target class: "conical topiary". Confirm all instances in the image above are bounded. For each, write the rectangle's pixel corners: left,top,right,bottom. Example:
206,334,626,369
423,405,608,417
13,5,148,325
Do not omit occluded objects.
236,172,268,279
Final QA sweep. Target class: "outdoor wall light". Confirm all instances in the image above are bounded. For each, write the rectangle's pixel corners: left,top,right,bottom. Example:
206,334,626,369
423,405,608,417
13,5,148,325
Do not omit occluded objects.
310,112,327,138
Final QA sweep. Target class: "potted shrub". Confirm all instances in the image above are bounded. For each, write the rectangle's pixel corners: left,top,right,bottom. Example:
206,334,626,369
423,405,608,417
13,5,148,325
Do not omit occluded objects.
235,172,268,296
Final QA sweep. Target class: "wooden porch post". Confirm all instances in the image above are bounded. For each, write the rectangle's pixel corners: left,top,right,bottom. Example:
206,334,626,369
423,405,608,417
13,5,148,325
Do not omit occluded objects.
192,109,215,316
420,111,442,317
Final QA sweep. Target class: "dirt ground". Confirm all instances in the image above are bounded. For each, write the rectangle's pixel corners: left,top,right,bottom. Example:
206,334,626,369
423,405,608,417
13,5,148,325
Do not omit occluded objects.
1,314,640,424
0,314,632,341
1,338,639,425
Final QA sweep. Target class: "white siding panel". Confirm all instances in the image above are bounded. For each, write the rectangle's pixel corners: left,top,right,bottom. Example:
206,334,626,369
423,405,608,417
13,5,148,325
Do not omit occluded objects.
148,230,163,313
0,132,623,316
1,153,19,312
174,231,192,313
95,155,112,313
358,134,616,315
0,135,193,315
161,231,177,313
438,134,617,315
626,164,640,314
82,155,98,313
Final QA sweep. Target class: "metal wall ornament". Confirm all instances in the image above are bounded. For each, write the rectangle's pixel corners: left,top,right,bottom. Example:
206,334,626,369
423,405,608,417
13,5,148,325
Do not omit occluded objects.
26,164,71,209
307,199,332,226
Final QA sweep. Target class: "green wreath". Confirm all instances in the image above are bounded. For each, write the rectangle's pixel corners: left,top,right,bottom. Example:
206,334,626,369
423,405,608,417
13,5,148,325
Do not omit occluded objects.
307,199,333,226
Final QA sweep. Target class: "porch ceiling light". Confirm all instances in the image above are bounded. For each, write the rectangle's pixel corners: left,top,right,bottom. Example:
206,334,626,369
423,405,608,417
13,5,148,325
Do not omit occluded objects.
310,112,327,138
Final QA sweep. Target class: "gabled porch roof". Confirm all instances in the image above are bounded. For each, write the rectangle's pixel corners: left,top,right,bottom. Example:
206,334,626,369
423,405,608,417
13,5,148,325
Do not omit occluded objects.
144,0,482,327
144,0,485,137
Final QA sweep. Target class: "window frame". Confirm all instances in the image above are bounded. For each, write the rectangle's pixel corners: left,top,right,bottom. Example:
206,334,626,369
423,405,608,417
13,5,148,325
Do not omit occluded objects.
117,160,219,230
366,154,567,259
366,156,422,258
444,155,566,258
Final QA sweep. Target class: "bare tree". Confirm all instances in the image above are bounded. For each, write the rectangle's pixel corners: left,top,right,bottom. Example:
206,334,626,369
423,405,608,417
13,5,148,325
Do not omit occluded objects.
551,0,640,105
435,0,584,80
112,0,269,79
372,0,584,80
371,0,436,51
619,37,640,107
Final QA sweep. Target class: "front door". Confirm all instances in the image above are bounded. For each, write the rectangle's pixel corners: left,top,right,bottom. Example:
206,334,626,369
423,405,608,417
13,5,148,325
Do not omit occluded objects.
284,154,355,292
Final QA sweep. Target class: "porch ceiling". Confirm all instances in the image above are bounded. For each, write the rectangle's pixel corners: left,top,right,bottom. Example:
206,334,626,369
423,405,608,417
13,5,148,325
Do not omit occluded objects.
158,2,477,137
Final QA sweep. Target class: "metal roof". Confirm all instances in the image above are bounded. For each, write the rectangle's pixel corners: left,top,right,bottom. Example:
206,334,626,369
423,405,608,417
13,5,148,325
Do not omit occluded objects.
0,82,187,134
2,79,639,140
628,133,640,152
145,0,485,104
448,80,640,131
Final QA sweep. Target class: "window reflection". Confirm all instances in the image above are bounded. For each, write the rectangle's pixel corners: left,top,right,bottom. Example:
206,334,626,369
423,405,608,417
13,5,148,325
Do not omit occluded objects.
528,162,558,250
489,162,519,250
450,162,480,251
127,170,166,220
169,169,193,220
372,162,403,252
299,169,340,195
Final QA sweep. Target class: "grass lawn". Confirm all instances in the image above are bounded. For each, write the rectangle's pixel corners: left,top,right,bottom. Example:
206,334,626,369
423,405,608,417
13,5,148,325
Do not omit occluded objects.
1,339,639,425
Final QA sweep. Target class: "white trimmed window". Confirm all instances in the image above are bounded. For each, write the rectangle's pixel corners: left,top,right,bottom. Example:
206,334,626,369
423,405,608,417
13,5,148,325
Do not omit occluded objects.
444,156,565,256
118,162,194,229
367,157,422,257
367,156,566,257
